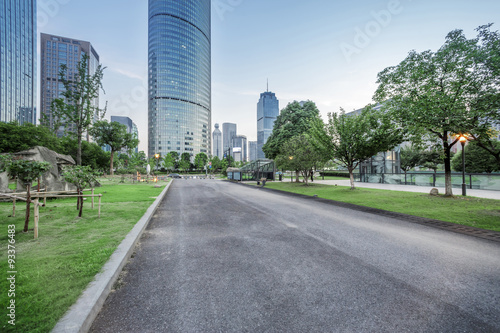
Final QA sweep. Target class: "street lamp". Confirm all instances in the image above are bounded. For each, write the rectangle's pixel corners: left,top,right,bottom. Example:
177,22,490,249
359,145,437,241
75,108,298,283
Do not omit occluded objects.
154,153,160,173
289,156,293,182
459,135,467,196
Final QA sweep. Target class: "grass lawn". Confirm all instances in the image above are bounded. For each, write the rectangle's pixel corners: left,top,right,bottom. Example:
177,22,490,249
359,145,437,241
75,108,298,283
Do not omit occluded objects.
264,182,500,232
0,178,168,332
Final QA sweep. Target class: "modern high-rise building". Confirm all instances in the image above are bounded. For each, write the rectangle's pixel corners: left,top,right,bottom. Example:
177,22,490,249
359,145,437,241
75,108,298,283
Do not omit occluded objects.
148,0,211,160
257,90,279,159
0,0,37,124
233,135,247,162
222,122,236,157
40,33,100,136
249,141,258,161
212,123,222,159
111,116,139,154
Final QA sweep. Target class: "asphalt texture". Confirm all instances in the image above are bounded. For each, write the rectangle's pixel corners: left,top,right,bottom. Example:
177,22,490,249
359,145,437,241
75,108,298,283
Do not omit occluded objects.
90,179,500,333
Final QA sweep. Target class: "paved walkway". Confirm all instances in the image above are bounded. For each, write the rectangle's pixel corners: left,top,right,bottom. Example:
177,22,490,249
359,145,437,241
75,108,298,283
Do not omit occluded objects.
301,179,500,200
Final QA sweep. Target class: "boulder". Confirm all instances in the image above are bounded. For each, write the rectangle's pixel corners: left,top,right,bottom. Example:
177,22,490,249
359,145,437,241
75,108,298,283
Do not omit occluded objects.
429,188,439,196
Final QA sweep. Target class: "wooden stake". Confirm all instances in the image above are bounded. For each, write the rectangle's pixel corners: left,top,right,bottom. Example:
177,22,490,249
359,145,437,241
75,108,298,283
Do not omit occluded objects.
12,198,16,217
91,188,94,209
98,194,102,218
43,186,47,207
34,199,39,239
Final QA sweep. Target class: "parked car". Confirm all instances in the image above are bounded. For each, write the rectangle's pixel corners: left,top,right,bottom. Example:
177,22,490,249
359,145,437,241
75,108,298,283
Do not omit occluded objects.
167,173,182,178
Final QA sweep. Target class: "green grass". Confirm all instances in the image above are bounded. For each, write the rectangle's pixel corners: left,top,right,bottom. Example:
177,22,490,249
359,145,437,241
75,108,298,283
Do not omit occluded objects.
264,182,500,232
0,179,168,332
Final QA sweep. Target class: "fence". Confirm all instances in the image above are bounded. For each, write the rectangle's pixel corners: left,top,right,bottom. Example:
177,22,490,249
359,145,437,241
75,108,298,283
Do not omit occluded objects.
357,172,500,191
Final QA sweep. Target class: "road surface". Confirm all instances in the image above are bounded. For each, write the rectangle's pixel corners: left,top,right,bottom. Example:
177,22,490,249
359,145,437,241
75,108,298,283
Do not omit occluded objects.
90,179,500,332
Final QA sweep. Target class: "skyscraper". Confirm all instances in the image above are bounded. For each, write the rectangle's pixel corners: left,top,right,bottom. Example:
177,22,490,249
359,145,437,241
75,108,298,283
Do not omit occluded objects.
40,33,100,136
257,90,279,159
233,135,248,162
222,122,236,156
0,0,36,124
212,123,222,159
148,0,211,159
249,141,258,161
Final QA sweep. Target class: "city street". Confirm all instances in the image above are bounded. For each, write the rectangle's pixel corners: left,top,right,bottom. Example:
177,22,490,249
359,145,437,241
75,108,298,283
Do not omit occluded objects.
90,179,500,332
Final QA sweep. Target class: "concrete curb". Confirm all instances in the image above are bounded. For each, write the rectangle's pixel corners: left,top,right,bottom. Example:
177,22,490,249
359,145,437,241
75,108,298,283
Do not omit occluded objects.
51,180,174,333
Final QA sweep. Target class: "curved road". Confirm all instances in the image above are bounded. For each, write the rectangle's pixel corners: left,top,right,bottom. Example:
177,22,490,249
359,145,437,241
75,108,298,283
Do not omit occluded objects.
90,179,500,332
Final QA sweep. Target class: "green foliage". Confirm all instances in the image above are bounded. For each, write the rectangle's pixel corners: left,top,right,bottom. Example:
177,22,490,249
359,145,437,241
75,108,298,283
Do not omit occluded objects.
180,152,191,163
263,100,322,159
374,24,500,195
315,106,403,189
58,136,110,171
419,148,444,172
0,122,60,153
62,165,98,190
318,171,350,178
452,141,500,173
210,155,222,171
50,54,106,165
7,160,51,184
129,151,148,169
0,154,13,172
162,152,176,172
194,152,208,170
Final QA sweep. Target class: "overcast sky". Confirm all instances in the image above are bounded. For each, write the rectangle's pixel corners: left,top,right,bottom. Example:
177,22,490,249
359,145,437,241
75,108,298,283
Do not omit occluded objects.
37,0,500,152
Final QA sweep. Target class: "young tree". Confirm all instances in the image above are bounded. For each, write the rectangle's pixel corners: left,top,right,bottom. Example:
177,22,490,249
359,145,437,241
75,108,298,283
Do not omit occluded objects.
400,144,423,174
452,141,500,173
313,106,403,190
50,54,107,165
62,165,98,218
194,152,208,170
8,160,51,231
275,134,327,185
374,24,500,196
89,120,138,175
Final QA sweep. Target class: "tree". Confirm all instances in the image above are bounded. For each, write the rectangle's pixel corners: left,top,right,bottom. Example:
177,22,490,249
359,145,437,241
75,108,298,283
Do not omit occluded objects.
129,151,148,169
210,156,222,172
400,144,423,174
162,153,176,172
50,54,106,165
58,136,110,172
452,140,500,173
7,160,51,231
89,120,138,175
374,24,500,196
419,148,444,172
313,106,403,189
0,122,60,153
194,152,208,170
275,134,327,185
62,165,98,218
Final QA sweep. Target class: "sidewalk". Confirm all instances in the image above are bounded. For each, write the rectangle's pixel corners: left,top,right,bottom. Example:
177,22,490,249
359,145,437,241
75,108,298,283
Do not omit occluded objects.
312,179,500,200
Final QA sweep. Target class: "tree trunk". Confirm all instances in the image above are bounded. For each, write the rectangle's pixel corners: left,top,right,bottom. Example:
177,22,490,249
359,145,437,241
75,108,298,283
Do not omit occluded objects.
348,167,355,190
78,188,83,217
77,128,83,165
110,151,115,176
303,171,309,185
24,184,31,232
443,141,454,197
295,170,300,183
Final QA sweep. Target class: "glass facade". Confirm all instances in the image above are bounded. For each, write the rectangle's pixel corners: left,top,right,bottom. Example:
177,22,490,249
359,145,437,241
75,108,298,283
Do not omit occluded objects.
222,122,236,155
148,0,211,159
40,33,100,137
257,92,279,159
0,0,36,124
233,135,247,162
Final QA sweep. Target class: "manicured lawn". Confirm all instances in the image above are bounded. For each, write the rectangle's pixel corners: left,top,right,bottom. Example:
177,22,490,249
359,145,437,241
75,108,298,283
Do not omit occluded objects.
0,179,168,332
264,182,500,232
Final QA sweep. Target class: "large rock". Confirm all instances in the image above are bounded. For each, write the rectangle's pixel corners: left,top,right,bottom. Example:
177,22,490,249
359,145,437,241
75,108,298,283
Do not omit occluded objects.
13,146,76,192
0,171,11,193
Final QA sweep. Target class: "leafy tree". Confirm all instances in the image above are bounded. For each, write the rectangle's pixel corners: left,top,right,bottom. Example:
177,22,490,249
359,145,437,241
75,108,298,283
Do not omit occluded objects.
275,134,327,185
419,148,444,172
129,151,148,169
50,54,106,165
194,152,208,170
0,122,60,153
313,106,403,189
89,120,138,175
7,160,51,231
58,136,110,171
400,144,423,174
62,165,98,217
210,156,221,171
180,152,191,164
178,159,191,173
162,153,176,172
374,24,500,196
452,140,500,173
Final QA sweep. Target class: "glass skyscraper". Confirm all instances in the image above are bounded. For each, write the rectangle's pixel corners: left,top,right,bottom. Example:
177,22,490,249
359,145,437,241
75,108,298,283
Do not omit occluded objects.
148,0,211,159
0,0,36,124
257,91,279,159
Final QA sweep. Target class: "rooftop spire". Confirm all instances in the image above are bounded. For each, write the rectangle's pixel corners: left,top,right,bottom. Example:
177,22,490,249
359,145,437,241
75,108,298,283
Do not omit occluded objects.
267,78,269,92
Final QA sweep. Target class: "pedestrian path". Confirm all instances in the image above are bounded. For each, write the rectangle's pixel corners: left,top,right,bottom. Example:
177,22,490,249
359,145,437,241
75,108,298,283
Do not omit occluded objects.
312,179,500,200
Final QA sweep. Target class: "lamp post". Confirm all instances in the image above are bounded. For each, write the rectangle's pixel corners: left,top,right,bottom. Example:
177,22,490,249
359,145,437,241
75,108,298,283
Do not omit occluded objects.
289,156,293,182
154,153,160,173
459,135,467,196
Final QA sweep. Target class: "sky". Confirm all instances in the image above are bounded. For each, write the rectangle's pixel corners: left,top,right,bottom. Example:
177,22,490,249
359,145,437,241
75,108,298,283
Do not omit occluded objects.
36,0,500,153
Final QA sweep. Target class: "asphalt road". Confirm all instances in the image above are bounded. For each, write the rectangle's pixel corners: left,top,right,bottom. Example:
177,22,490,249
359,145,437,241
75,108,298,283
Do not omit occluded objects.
90,180,500,332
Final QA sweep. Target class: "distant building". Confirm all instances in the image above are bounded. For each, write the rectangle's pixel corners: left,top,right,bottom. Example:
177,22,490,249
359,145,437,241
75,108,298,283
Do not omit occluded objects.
233,135,247,162
111,116,139,154
40,33,100,137
0,0,37,124
249,141,258,161
257,90,279,159
222,122,237,157
212,123,222,159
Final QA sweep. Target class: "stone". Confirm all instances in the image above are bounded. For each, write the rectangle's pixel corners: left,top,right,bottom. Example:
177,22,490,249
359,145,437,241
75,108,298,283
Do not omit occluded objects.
430,188,439,196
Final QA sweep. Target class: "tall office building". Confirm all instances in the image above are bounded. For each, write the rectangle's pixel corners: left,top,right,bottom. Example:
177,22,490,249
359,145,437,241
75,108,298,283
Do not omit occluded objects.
249,141,258,161
111,116,139,154
212,123,222,159
222,122,236,156
257,90,279,159
40,33,100,136
233,135,247,162
0,0,37,124
148,0,211,159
